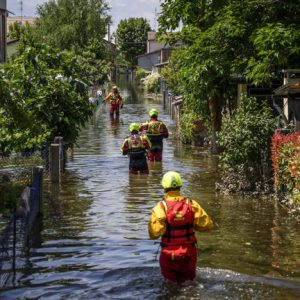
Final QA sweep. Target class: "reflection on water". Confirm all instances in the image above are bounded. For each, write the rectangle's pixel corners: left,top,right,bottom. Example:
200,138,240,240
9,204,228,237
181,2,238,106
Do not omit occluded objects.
109,115,121,138
1,79,300,299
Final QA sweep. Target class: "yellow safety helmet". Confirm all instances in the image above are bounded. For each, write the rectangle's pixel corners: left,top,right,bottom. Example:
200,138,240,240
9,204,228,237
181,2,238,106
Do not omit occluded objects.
129,123,140,132
112,85,118,90
161,171,182,189
149,108,158,117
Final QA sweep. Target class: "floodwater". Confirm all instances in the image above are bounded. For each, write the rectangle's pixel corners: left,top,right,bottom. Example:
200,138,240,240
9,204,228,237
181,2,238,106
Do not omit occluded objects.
1,80,300,299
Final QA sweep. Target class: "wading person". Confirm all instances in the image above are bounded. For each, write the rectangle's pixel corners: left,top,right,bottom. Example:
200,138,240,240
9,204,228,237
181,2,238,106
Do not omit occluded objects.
104,85,124,117
148,171,213,283
121,123,151,174
140,109,168,162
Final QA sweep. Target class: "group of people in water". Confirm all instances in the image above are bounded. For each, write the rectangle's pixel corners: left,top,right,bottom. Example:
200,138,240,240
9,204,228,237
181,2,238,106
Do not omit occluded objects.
102,86,213,284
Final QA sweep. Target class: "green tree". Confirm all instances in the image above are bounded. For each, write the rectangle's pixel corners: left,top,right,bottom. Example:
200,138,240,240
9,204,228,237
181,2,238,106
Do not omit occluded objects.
7,21,22,40
0,42,94,154
36,0,111,52
116,18,152,66
158,0,300,154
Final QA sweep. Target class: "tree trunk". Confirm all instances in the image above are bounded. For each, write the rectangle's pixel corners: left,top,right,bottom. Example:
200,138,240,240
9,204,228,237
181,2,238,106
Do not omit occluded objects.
209,96,222,154
200,0,207,30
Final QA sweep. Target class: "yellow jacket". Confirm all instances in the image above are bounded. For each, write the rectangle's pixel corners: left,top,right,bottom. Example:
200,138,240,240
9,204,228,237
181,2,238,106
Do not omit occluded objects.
148,190,213,240
104,92,123,105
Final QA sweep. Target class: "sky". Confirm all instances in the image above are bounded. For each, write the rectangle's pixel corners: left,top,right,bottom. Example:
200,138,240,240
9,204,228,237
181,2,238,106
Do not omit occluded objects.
7,0,161,33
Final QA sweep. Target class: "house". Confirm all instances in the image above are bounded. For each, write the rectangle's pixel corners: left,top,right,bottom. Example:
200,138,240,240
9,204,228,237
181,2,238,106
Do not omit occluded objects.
137,31,180,72
273,70,300,132
7,16,36,30
137,48,174,72
0,0,7,63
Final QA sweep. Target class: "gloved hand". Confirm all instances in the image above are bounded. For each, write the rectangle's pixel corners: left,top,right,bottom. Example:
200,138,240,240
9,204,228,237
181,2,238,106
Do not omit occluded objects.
121,104,124,109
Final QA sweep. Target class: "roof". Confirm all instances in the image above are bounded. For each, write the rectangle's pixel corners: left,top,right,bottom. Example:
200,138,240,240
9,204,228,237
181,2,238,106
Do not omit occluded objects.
273,81,300,97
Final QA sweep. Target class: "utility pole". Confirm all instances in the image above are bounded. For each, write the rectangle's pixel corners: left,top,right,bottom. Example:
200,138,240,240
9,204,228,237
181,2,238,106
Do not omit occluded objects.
154,7,158,31
107,24,110,41
18,0,23,25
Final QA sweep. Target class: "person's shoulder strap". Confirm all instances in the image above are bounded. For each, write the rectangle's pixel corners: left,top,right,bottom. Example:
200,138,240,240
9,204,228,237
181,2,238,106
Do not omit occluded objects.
184,197,193,209
160,199,168,212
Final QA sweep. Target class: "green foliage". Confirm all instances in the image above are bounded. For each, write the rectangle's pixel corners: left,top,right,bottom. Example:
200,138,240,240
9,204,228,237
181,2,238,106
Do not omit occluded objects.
135,67,148,82
159,0,300,101
0,176,23,213
8,21,22,40
218,95,277,170
0,42,94,154
158,0,300,158
247,23,300,85
36,0,111,52
116,18,152,66
161,64,182,95
179,111,198,144
1,2,113,155
158,0,223,33
143,73,161,93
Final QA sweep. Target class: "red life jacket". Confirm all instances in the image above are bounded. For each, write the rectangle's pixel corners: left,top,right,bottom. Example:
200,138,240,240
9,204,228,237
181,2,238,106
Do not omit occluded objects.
109,93,122,105
126,134,146,159
160,198,196,247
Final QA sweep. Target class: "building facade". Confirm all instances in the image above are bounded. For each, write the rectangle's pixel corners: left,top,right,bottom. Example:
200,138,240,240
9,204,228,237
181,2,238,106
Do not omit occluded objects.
7,16,37,31
138,31,180,72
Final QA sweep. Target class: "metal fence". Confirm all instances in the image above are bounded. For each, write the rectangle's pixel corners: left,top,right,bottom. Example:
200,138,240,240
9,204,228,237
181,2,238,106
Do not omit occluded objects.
0,136,66,288
0,166,43,288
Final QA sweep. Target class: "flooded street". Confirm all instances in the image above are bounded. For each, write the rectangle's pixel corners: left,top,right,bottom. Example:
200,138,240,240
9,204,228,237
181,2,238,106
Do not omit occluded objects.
1,81,300,299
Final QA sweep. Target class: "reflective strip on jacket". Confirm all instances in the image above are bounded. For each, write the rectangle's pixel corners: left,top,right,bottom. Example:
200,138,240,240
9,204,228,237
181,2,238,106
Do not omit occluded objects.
140,118,169,138
121,134,151,158
148,191,213,240
105,92,123,105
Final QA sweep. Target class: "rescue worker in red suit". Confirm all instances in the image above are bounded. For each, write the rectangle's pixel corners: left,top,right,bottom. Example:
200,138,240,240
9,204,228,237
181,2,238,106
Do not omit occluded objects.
140,109,168,162
148,171,213,283
121,123,151,174
104,86,124,117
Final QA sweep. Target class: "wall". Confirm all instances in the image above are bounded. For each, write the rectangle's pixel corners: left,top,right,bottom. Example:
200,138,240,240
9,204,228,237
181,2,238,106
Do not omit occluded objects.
0,0,6,10
138,51,161,71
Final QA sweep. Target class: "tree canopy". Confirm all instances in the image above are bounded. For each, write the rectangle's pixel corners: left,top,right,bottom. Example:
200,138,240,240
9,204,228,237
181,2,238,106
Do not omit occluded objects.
36,0,111,52
159,0,300,152
116,18,152,66
0,0,114,155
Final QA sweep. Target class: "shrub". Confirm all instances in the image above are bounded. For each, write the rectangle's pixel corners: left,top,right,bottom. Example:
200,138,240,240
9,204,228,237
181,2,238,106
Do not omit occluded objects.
143,73,161,93
271,131,300,191
179,111,198,144
219,95,277,170
135,67,148,82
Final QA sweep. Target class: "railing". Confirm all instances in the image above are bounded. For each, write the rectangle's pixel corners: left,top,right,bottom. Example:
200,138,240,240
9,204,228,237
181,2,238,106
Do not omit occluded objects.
163,90,183,124
0,167,43,288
